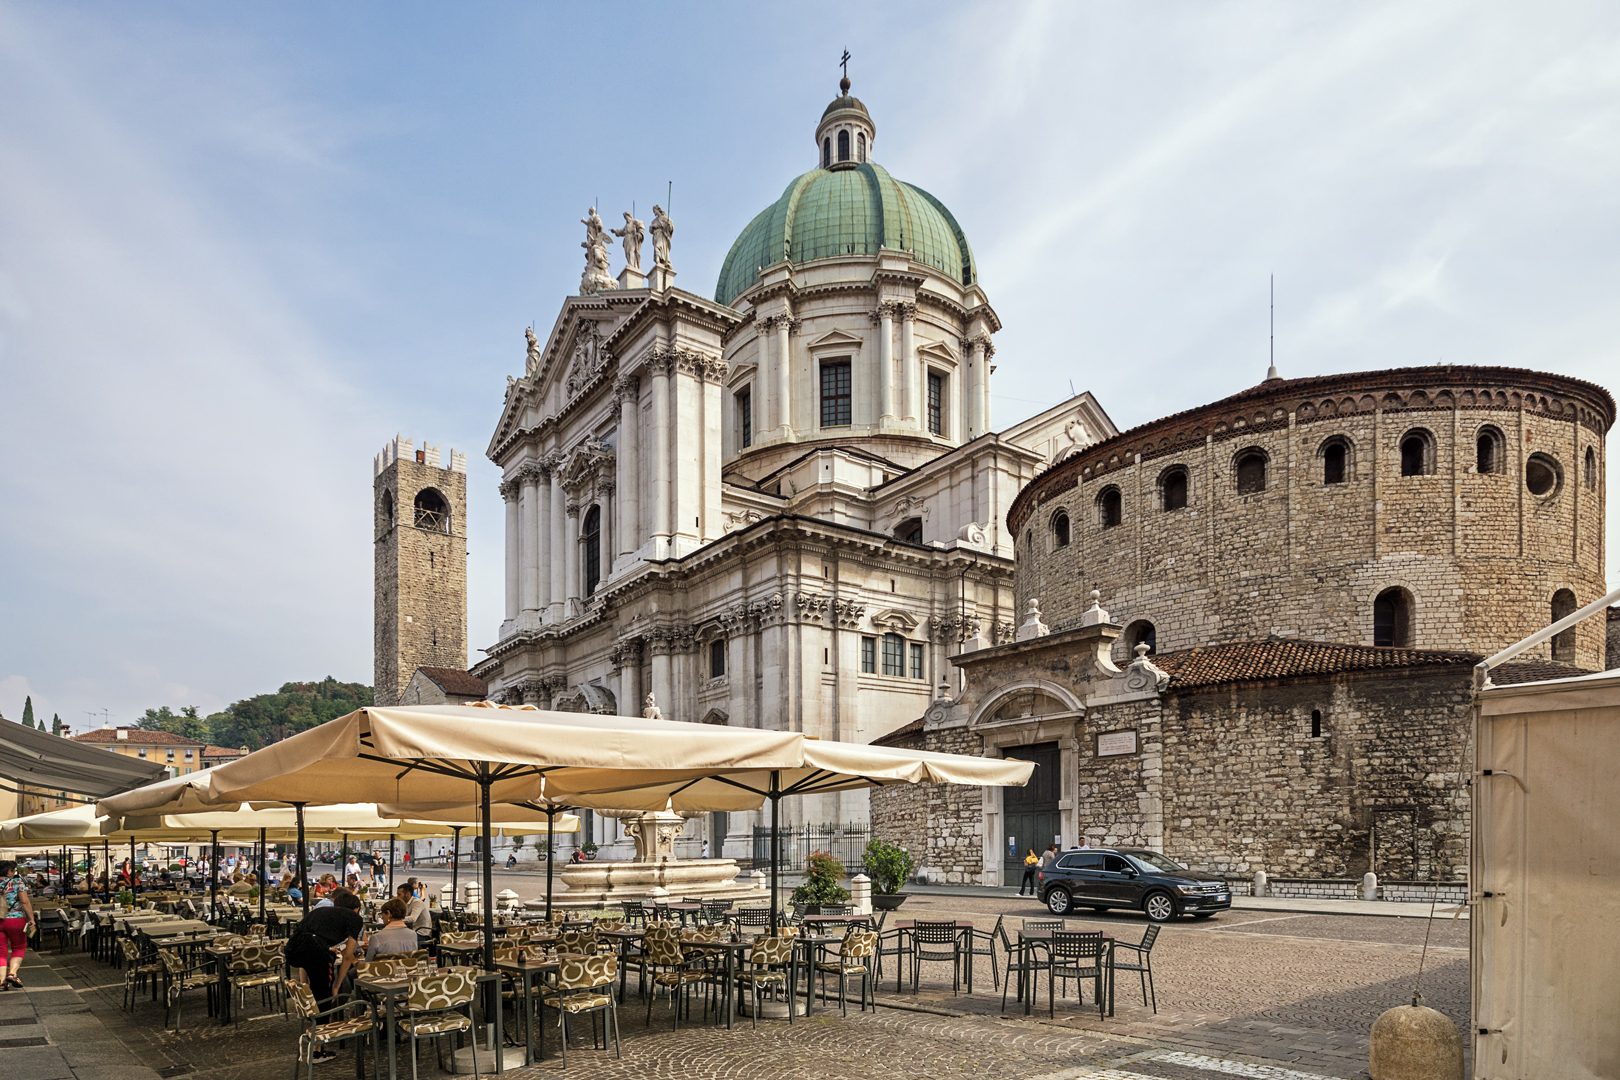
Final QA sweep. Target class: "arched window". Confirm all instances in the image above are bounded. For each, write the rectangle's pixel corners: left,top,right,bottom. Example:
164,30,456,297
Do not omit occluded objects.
1160,467,1188,510
837,129,850,162
857,132,867,162
1550,589,1577,663
895,518,923,544
1586,446,1599,491
1373,587,1413,647
583,505,601,596
881,633,906,676
1098,487,1122,528
1235,449,1268,494
1476,426,1505,474
413,488,450,534
1052,510,1070,547
1400,429,1434,476
1320,437,1350,484
1526,453,1562,497
822,137,831,169
381,490,395,531
1124,620,1156,656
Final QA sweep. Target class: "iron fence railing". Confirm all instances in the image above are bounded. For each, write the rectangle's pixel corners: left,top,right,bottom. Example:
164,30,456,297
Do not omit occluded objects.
750,822,870,875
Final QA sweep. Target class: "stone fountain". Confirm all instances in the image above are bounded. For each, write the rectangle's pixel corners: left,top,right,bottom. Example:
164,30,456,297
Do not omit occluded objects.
553,810,763,906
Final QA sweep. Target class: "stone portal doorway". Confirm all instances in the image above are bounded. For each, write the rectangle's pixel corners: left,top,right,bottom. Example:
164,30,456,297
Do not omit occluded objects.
1001,742,1061,886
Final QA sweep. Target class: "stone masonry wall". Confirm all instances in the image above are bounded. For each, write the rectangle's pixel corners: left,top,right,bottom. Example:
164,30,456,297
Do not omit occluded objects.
921,724,986,884
375,456,468,707
867,732,931,879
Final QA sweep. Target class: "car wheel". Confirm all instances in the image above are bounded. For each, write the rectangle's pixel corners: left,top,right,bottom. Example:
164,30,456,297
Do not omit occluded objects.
1143,891,1177,923
1046,888,1073,915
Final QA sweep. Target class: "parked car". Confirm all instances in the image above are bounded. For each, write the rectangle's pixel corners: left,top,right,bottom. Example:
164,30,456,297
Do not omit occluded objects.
1037,847,1232,922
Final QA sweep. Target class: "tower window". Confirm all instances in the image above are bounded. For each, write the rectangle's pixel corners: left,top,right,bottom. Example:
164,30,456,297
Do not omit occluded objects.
413,488,450,533
822,137,831,169
1476,426,1505,474
820,359,852,427
895,517,923,544
1321,438,1349,484
1373,587,1413,647
837,129,850,163
1586,446,1598,491
927,372,944,435
909,643,924,679
860,636,876,674
857,132,867,163
582,505,601,596
1235,449,1268,493
1161,467,1189,510
737,386,752,449
881,633,905,676
382,490,395,530
1550,589,1577,663
709,638,727,678
1124,620,1156,656
1311,709,1322,738
1098,487,1122,528
1052,510,1070,548
1526,453,1562,497
1400,429,1435,476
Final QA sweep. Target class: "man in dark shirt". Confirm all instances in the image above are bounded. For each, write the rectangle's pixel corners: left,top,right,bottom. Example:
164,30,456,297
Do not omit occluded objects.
286,887,363,1030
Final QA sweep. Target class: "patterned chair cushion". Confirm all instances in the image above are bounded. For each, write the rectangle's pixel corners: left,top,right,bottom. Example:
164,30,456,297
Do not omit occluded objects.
558,930,598,955
397,1013,470,1037
748,936,793,966
554,954,616,991
228,943,278,974
232,970,282,989
540,990,612,1012
286,980,321,1020
814,959,871,975
313,1015,375,1042
652,970,706,987
734,970,787,986
405,971,476,1012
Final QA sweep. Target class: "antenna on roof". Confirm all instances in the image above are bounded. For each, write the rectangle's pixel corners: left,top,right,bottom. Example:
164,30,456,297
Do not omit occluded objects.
1265,274,1281,382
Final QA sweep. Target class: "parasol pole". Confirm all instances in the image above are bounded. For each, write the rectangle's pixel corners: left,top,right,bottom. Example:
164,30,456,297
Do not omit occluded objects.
295,803,309,917
130,836,136,892
770,771,782,934
101,838,109,901
451,826,461,907
387,833,395,898
208,830,219,922
480,771,495,974
544,807,557,922
258,827,267,923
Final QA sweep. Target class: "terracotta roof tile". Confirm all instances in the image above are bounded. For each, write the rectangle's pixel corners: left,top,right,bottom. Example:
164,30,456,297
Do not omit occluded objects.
201,746,248,758
872,718,925,748
416,667,488,697
1489,659,1595,685
1152,638,1480,689
70,728,204,746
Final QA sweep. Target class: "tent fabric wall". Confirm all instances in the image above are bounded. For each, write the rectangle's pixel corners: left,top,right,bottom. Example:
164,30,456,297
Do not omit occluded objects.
1474,669,1620,1080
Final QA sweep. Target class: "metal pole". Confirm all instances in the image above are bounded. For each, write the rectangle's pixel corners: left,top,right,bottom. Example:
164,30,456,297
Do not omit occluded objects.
208,830,219,922
770,772,781,934
544,808,557,922
451,826,461,905
480,772,495,973
295,804,309,917
101,838,109,901
341,833,348,887
258,828,267,923
387,833,395,898
130,836,136,891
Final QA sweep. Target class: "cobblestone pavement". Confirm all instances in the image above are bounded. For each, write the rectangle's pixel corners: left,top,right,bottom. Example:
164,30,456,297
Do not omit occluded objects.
30,892,1467,1080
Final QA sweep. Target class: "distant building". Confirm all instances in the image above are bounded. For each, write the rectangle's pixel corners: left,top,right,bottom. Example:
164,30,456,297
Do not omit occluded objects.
71,727,210,776
399,667,488,707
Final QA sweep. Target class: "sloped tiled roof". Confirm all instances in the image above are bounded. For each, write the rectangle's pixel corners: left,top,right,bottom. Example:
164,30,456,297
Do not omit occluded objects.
1153,638,1480,689
1490,659,1595,686
872,717,925,748
417,667,488,697
70,728,204,746
201,746,248,759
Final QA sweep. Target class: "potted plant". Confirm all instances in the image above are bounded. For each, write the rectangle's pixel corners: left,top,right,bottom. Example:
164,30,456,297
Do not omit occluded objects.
117,888,136,912
790,850,851,914
580,839,599,861
862,839,916,911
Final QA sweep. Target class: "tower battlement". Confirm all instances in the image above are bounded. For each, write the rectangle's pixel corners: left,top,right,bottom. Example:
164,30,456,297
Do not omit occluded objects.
375,435,467,477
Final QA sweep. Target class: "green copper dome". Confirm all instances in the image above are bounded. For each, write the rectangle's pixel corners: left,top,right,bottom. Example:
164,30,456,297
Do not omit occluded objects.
714,162,977,308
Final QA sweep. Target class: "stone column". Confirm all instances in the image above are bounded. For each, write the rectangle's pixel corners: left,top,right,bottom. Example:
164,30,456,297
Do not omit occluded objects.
968,335,988,437
614,374,640,563
876,304,895,425
536,461,553,616
981,336,994,434
564,499,581,613
753,316,772,440
899,303,917,426
597,479,614,578
517,467,540,617
500,479,520,624
775,316,793,435
548,464,566,623
650,633,675,722
700,358,726,541
616,640,642,718
650,350,673,552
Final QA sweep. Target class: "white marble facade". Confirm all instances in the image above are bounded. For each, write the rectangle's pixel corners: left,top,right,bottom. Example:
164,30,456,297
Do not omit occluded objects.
474,88,1116,858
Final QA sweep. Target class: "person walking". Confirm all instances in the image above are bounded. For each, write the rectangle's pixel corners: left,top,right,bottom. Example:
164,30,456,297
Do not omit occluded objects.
0,860,36,990
1019,849,1040,895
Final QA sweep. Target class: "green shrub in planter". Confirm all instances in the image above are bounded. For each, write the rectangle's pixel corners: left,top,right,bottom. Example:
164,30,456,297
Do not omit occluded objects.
790,850,851,907
862,839,915,895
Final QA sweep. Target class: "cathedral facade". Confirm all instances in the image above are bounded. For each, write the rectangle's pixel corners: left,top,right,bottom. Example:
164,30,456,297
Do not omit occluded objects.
470,82,1115,855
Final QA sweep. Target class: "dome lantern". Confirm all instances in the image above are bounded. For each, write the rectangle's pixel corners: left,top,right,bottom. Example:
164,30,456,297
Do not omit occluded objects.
815,76,875,170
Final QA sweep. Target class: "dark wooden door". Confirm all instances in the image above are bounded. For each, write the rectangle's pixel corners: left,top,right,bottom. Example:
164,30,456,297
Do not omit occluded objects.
1001,742,1061,886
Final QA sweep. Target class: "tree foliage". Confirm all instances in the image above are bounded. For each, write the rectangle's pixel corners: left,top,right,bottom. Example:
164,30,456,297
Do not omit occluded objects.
21,696,34,729
204,677,372,751
136,705,210,743
789,850,851,906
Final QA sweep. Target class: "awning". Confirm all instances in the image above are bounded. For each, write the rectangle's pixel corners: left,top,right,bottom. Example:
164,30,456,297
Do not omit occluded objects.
0,721,167,801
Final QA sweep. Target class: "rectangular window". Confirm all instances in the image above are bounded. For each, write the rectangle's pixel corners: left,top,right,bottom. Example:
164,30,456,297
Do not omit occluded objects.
909,643,924,679
820,359,852,427
137,748,147,759
166,749,175,762
737,386,752,449
881,634,905,677
185,748,193,760
709,638,726,679
860,636,876,674
927,372,944,435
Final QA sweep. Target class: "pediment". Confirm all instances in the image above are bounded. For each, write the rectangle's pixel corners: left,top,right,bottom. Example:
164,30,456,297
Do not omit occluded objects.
806,328,865,350
868,607,920,632
726,361,758,389
489,299,634,459
918,339,958,363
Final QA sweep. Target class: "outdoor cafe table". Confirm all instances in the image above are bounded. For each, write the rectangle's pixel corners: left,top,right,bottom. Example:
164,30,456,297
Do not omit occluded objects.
593,928,643,1002
798,913,869,932
659,902,702,926
1014,930,1115,1018
889,920,978,993
790,934,848,1018
682,938,753,1029
356,966,505,1080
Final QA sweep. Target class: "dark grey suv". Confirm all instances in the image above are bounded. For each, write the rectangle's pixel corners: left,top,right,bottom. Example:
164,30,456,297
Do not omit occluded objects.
1036,848,1231,922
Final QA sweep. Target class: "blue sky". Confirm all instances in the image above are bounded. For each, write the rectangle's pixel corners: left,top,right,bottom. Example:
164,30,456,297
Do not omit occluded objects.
2,1,1617,729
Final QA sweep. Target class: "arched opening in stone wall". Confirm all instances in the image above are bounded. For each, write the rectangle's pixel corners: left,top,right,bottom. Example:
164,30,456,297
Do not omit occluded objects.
837,129,850,162
583,505,601,596
1124,619,1156,656
895,517,923,544
1235,448,1268,494
413,488,450,534
1097,487,1122,528
1319,437,1351,484
1526,453,1563,497
1160,466,1189,510
1399,429,1435,476
1373,587,1414,648
1587,446,1600,491
1476,426,1506,474
857,132,867,162
1550,588,1578,663
1051,510,1070,548
381,489,395,531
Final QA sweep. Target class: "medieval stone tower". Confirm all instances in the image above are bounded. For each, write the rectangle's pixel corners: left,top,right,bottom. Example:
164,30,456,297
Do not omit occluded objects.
374,436,469,707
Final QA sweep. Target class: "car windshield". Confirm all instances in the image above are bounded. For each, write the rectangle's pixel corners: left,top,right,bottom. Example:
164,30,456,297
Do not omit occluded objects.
1125,851,1187,873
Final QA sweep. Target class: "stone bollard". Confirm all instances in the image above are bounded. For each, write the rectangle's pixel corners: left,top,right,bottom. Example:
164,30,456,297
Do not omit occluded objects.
439,882,455,907
750,869,768,891
463,880,481,910
1362,872,1379,901
645,885,669,903
849,873,872,916
1369,1004,1463,1079
1253,870,1268,898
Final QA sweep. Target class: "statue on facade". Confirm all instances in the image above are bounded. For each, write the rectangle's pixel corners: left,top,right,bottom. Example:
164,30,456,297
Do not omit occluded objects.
611,211,645,272
524,326,541,378
578,206,618,295
581,206,610,252
650,205,674,269
642,693,663,721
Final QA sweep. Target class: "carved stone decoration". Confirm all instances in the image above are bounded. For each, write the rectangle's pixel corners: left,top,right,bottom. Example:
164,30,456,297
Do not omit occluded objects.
621,811,685,862
516,676,549,706
560,437,615,494
525,327,541,379
1124,642,1171,693
932,615,984,644
794,592,830,621
723,509,764,533
611,211,644,272
832,598,867,628
993,621,1016,645
565,322,614,400
886,494,930,527
580,207,618,296
612,373,640,405
957,521,988,547
1057,413,1092,461
642,692,663,721
498,477,519,501
895,301,917,322
1015,598,1050,641
650,204,674,270
870,301,899,325
644,345,676,376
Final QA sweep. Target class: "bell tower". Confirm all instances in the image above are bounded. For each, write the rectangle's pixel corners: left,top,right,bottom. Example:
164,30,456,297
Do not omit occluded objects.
373,436,468,707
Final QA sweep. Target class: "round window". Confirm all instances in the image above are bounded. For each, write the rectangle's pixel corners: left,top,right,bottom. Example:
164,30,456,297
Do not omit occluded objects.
1525,453,1562,497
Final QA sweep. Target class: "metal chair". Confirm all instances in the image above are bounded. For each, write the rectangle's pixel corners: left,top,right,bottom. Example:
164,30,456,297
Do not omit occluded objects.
733,935,793,1030
618,899,647,927
118,939,162,1012
998,918,1051,1012
641,929,706,1029
967,913,1004,990
909,921,965,994
813,928,877,1015
1111,924,1159,1011
286,979,378,1080
733,907,773,935
394,971,479,1080
158,948,217,1029
227,941,286,1025
1047,930,1105,1018
540,954,620,1067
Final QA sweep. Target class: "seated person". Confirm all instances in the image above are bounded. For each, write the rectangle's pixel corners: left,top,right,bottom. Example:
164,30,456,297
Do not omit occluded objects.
397,882,433,942
363,899,419,960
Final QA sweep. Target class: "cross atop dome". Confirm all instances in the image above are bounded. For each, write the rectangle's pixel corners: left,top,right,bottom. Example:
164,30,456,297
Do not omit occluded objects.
817,55,875,170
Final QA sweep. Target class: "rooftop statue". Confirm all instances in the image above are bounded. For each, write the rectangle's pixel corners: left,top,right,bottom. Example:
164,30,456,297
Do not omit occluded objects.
650,204,674,270
611,211,645,272
579,206,617,295
524,326,541,378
